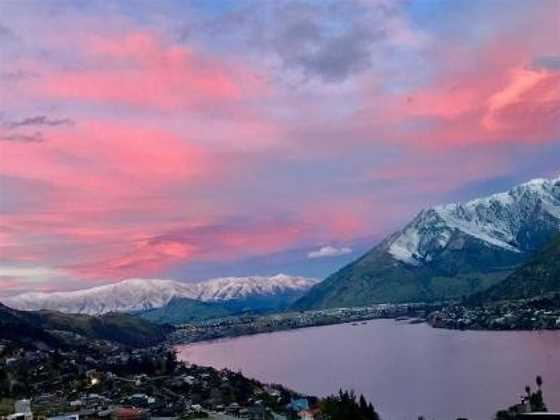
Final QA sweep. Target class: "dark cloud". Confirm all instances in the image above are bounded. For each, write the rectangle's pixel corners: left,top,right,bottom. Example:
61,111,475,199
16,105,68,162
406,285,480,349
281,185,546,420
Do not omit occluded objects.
269,4,384,82
533,55,560,71
196,0,397,83
4,115,74,129
0,132,46,144
0,23,14,39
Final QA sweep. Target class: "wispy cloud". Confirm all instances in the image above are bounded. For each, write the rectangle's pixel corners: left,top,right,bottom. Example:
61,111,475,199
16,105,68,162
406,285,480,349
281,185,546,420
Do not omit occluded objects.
0,131,45,143
4,115,73,129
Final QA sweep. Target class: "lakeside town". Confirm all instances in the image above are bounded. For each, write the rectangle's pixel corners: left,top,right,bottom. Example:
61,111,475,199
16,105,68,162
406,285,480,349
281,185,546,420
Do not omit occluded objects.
167,304,433,345
2,296,560,420
1,332,554,420
169,296,560,347
428,295,560,331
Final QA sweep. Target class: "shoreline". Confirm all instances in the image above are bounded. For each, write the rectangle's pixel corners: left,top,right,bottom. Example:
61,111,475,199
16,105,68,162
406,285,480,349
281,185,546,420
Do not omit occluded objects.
166,304,434,346
167,298,560,346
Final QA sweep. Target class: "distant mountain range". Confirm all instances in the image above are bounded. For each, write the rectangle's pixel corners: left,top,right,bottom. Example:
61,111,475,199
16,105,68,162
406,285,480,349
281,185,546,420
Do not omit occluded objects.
471,233,560,303
294,176,560,309
3,274,318,316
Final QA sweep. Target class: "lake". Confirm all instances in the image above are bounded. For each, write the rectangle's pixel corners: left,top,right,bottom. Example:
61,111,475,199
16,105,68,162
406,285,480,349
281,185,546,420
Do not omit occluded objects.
176,319,560,420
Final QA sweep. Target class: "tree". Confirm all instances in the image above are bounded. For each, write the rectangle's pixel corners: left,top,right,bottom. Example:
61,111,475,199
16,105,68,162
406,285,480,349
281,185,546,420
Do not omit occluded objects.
319,389,380,420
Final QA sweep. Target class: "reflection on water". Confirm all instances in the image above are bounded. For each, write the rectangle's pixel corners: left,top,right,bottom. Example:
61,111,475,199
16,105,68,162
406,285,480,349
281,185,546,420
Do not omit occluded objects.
176,319,560,420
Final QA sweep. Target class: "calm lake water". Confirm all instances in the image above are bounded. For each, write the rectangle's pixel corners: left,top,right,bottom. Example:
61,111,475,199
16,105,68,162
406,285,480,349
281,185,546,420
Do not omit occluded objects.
176,319,560,420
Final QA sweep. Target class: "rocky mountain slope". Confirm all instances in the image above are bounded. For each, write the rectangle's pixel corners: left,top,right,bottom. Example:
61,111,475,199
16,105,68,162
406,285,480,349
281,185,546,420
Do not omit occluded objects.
3,275,318,315
294,176,560,309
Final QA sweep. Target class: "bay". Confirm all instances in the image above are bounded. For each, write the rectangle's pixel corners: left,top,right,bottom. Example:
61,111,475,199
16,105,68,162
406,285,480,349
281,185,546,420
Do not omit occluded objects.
176,319,560,420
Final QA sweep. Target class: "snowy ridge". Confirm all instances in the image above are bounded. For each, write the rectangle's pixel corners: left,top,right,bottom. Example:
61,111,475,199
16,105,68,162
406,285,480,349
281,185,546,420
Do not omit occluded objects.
192,274,317,301
388,176,560,266
2,275,319,315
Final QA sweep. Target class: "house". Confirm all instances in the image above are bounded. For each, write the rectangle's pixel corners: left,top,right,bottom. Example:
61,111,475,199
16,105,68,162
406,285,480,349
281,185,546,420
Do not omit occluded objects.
14,401,31,415
112,408,148,420
287,399,309,412
298,409,319,420
7,414,33,420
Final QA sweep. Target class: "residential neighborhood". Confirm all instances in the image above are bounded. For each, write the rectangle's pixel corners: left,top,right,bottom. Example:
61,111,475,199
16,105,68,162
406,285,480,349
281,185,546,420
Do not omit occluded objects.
0,340,318,420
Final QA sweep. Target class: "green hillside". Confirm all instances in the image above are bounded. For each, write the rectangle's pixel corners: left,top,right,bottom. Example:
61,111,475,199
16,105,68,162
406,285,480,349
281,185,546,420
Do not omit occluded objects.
0,303,173,347
472,234,560,302
293,232,518,309
139,297,233,324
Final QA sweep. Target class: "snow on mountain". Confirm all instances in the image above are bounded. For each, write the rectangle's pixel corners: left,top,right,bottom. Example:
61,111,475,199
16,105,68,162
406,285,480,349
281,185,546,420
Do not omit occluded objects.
191,274,318,301
388,176,560,266
2,275,319,315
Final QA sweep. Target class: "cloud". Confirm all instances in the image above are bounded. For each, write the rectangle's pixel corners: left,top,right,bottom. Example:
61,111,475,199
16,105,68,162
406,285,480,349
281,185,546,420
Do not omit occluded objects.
308,245,352,259
0,23,15,41
29,31,266,111
533,55,560,71
483,67,560,136
267,3,382,82
0,264,74,297
0,131,45,143
0,0,559,296
200,0,420,83
4,115,73,129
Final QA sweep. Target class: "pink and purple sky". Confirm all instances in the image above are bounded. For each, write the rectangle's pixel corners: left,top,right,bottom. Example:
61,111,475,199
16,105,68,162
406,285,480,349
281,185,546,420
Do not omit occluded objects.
0,0,559,296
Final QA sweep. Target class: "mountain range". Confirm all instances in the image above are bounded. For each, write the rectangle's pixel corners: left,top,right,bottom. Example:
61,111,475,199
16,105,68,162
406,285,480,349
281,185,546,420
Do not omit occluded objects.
294,176,560,309
4,176,559,318
2,274,318,316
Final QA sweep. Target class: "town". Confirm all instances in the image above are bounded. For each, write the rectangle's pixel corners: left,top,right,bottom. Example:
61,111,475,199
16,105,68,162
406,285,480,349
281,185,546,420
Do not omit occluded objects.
169,304,433,345
0,338,320,420
429,295,560,331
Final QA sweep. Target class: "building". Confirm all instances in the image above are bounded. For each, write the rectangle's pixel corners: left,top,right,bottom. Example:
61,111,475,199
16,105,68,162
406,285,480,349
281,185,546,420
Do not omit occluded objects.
7,400,33,420
47,415,79,420
14,401,31,415
298,410,318,420
112,408,148,420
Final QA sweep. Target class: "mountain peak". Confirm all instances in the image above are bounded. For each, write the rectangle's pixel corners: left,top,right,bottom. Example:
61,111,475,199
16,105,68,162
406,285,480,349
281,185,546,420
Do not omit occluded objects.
388,175,560,266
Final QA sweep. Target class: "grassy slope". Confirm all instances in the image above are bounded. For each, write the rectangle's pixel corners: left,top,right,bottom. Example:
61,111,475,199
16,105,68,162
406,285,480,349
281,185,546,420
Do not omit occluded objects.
471,234,560,302
139,297,233,324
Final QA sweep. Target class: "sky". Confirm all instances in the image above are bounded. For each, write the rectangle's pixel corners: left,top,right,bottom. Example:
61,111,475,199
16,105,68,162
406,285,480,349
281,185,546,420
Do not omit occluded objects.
0,0,559,297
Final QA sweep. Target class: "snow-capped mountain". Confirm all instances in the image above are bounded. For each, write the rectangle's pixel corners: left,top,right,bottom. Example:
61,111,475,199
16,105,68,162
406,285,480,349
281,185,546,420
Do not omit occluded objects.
389,176,560,266
193,274,317,301
3,275,318,315
295,175,560,309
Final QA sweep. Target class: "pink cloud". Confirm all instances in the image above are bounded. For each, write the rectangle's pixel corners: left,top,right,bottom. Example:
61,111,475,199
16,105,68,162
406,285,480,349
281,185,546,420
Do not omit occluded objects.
483,67,560,137
27,31,267,111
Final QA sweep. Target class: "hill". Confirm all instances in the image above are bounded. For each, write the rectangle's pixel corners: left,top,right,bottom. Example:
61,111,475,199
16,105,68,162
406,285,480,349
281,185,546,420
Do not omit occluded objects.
0,303,173,348
139,297,234,324
0,303,64,349
294,176,560,309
